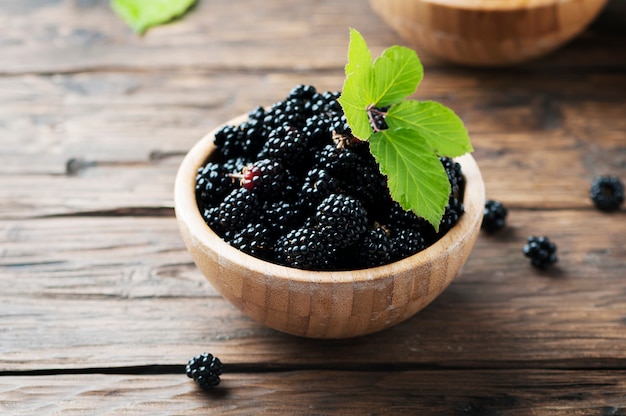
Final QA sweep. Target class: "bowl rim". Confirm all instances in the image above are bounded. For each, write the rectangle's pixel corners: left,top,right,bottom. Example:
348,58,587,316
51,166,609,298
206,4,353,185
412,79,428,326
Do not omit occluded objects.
175,114,485,284
386,0,604,11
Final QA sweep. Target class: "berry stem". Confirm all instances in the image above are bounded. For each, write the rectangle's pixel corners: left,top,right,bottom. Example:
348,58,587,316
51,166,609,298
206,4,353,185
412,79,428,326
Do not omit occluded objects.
366,104,387,132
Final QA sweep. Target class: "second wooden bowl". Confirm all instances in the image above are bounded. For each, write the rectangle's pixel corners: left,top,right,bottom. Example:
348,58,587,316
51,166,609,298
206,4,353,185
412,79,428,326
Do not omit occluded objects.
175,115,485,339
370,0,608,66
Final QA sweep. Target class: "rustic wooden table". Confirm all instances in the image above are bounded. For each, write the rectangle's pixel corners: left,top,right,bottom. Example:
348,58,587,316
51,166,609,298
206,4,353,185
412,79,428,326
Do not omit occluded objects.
2,1,626,414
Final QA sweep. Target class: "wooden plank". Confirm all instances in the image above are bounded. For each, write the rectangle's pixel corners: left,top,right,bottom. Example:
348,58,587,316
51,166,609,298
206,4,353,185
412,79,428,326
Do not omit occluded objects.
0,0,623,76
1,69,624,217
1,209,624,370
0,0,399,75
1,370,626,415
2,70,623,168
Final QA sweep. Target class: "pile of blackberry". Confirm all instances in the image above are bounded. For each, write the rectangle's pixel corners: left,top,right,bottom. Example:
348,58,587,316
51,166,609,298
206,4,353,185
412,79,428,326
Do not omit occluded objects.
195,85,465,270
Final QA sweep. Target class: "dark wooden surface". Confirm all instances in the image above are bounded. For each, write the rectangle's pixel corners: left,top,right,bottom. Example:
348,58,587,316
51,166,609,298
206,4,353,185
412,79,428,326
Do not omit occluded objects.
2,0,626,414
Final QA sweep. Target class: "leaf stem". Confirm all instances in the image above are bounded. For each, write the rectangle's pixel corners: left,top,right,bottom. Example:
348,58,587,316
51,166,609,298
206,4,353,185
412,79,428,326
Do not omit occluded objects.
366,104,388,132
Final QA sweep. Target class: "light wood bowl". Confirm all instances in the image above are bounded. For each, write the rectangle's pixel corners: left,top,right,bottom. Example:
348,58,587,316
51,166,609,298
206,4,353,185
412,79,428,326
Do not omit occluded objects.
175,115,485,338
370,0,608,66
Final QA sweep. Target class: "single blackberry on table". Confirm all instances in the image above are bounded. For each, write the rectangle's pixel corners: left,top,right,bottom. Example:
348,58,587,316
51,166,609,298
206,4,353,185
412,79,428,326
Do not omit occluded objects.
523,236,558,269
275,226,336,270
229,222,274,260
315,193,368,248
186,353,223,390
240,159,288,198
589,176,624,212
215,187,260,232
482,200,508,233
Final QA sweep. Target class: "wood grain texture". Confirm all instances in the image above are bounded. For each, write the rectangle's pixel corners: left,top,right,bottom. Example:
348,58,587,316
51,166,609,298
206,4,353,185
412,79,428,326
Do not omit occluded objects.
1,70,624,218
2,371,626,415
370,0,609,66
1,0,626,412
1,209,624,370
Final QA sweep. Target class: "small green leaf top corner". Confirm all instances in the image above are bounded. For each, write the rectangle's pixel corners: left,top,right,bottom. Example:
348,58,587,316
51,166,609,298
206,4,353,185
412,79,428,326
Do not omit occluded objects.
111,0,197,35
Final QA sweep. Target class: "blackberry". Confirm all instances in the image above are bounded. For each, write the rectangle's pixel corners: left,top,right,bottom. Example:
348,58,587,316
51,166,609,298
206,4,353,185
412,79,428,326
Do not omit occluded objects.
355,226,393,268
438,196,464,235
238,117,267,157
259,125,309,168
186,353,223,390
216,188,260,232
390,228,426,261
298,168,341,213
264,98,306,129
482,200,508,233
314,144,362,176
229,222,274,260
222,157,249,174
202,205,223,234
260,200,302,236
213,124,244,159
368,106,388,131
195,162,236,208
441,157,465,197
341,162,390,217
385,201,423,232
523,236,558,269
288,84,317,101
275,227,335,270
240,159,287,198
315,193,368,248
589,176,624,212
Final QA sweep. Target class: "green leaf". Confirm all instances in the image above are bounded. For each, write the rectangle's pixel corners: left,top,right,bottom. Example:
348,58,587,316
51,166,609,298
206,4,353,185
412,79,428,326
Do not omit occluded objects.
338,29,374,140
111,0,196,34
369,128,451,230
371,45,423,107
344,28,372,80
386,100,473,157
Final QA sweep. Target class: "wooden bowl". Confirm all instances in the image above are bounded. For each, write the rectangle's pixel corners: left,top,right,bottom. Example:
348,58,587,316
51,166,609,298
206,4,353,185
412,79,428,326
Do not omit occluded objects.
370,0,608,66
174,115,485,338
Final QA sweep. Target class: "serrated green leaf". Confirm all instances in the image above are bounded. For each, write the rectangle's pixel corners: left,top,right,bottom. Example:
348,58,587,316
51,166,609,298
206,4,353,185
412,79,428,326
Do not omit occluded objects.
338,75,374,140
386,100,473,157
344,28,372,80
369,128,451,230
371,46,423,107
111,0,196,34
338,28,374,140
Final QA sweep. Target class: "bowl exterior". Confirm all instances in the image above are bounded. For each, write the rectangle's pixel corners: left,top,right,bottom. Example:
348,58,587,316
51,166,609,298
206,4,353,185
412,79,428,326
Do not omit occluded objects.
370,0,608,66
175,117,485,338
